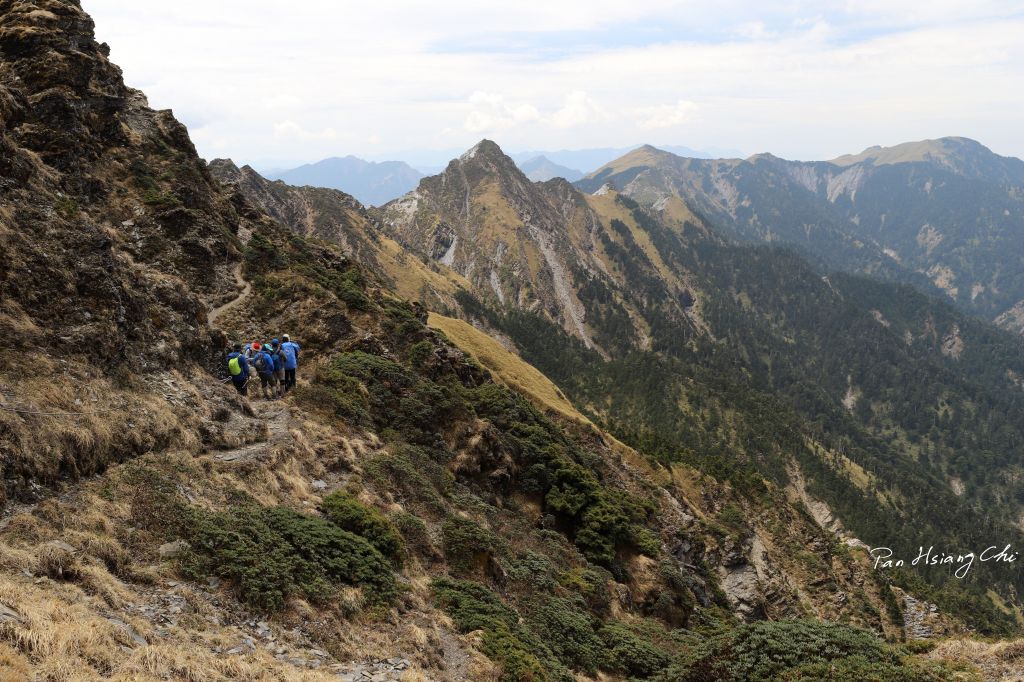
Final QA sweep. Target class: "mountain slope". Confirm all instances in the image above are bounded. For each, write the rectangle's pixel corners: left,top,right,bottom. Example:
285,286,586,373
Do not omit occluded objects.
379,139,1024,636
377,140,703,356
516,155,583,182
0,4,968,681
0,0,245,490
207,159,470,310
580,139,1024,327
267,155,423,206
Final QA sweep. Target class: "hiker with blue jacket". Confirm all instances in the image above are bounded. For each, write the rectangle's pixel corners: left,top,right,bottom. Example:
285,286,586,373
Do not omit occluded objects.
251,342,277,400
280,334,301,393
268,338,286,399
226,344,250,396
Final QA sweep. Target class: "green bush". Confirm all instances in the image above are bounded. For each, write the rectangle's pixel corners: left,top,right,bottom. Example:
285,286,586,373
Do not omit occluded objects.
320,491,404,562
441,515,499,575
505,551,557,591
407,340,435,369
663,620,952,682
54,196,79,219
598,622,672,677
293,379,369,425
244,232,286,269
364,444,451,513
181,505,396,611
559,567,612,616
432,578,570,682
327,351,464,445
337,279,371,310
391,510,434,556
525,597,602,674
778,656,954,681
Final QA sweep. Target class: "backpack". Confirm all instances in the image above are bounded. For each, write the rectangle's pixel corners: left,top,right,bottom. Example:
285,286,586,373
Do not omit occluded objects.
228,356,242,377
254,352,270,374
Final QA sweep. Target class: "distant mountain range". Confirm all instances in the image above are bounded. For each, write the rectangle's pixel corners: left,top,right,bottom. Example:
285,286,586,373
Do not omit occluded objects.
579,137,1024,329
263,144,743,204
516,155,584,182
264,156,424,207
509,144,741,175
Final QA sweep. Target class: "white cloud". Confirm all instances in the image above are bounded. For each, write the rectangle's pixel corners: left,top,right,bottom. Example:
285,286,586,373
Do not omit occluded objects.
735,21,775,39
636,100,698,129
549,91,607,128
81,0,1024,165
464,91,541,132
272,120,338,140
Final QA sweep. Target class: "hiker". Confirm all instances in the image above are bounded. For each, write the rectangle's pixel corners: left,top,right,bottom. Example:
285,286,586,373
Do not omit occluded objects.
252,344,276,400
269,338,286,399
226,344,250,396
280,334,301,393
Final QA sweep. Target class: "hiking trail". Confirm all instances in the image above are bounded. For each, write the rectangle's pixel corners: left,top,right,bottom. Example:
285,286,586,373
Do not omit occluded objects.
208,262,251,327
212,400,292,463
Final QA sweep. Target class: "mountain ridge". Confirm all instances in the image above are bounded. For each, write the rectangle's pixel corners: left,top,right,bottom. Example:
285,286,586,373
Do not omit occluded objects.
266,155,424,207
4,3,1024,679
580,137,1024,326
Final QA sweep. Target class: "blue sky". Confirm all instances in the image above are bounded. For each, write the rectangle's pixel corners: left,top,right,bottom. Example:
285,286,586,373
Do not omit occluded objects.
84,1,1024,169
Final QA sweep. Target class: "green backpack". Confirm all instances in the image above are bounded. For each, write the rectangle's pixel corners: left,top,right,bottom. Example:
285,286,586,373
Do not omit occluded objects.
228,356,242,377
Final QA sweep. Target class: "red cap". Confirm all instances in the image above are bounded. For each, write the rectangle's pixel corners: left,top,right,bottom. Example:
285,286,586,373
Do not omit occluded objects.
252,342,262,350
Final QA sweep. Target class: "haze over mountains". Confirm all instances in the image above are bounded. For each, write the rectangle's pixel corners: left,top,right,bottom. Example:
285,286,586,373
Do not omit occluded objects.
7,1,1024,680
580,137,1024,330
264,143,743,205
264,155,424,207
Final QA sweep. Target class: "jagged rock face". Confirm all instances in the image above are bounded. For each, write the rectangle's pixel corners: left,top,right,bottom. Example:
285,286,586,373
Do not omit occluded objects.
0,0,242,367
381,140,593,341
378,140,701,352
208,159,383,271
580,139,1024,326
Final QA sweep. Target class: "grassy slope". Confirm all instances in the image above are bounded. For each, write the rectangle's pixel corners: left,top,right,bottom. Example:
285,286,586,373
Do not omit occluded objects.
427,312,587,423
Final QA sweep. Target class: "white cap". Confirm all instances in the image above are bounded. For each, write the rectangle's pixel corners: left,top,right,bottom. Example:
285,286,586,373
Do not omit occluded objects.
282,334,290,340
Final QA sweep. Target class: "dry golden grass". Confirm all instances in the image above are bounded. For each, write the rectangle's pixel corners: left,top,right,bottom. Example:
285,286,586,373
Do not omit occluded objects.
427,313,588,423
375,236,470,305
116,644,343,682
928,637,1024,681
0,363,200,487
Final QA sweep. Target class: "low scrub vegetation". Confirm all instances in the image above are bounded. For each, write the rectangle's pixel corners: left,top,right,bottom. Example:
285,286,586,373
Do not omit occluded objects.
320,490,405,563
181,505,397,611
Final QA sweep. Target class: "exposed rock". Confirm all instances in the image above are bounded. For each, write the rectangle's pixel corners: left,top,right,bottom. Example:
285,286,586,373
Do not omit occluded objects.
158,539,189,559
105,617,148,646
0,603,24,624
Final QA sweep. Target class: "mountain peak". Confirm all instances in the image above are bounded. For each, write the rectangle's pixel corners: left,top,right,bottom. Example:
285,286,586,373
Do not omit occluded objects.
830,137,987,167
829,136,1023,184
460,138,506,162
517,155,584,182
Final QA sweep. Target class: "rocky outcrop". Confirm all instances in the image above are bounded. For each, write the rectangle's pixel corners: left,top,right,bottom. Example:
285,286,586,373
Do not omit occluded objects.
209,159,384,271
377,140,701,352
0,0,243,368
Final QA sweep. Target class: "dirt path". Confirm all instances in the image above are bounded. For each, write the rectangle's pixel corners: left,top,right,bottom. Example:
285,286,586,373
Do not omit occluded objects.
212,401,291,463
208,262,251,327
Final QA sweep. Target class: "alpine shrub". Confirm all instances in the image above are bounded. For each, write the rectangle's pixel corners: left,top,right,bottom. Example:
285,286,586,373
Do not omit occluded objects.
320,491,405,562
182,505,396,611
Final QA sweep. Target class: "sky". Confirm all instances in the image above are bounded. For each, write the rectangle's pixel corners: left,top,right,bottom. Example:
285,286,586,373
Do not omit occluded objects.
84,1,1024,170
